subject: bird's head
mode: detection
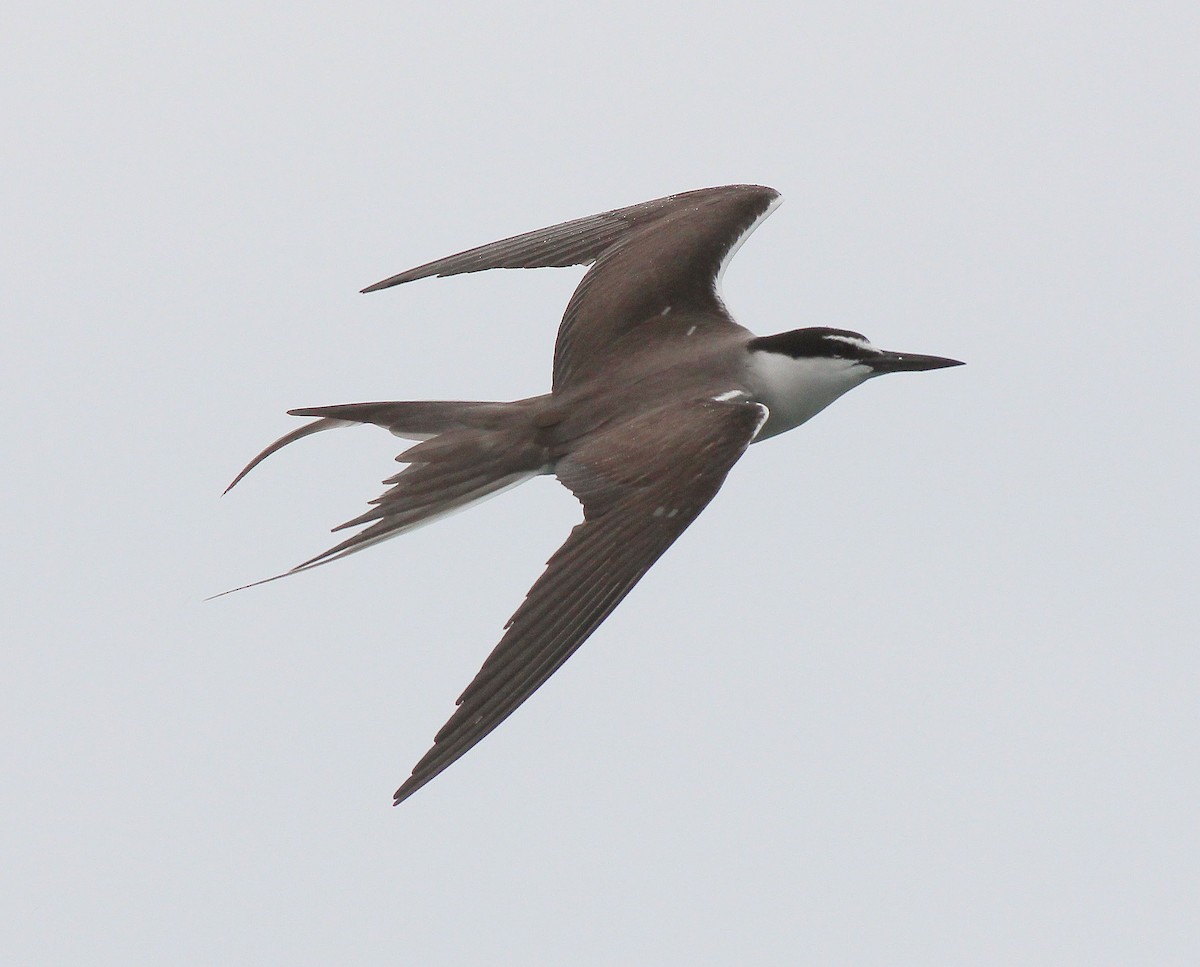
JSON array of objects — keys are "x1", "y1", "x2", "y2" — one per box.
[
  {"x1": 748, "y1": 327, "x2": 964, "y2": 377},
  {"x1": 744, "y1": 327, "x2": 964, "y2": 439}
]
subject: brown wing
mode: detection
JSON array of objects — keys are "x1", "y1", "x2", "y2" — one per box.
[
  {"x1": 549, "y1": 186, "x2": 779, "y2": 391},
  {"x1": 360, "y1": 185, "x2": 782, "y2": 389},
  {"x1": 393, "y1": 398, "x2": 768, "y2": 805},
  {"x1": 361, "y1": 185, "x2": 775, "y2": 292}
]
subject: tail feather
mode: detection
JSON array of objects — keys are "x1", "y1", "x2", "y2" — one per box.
[
  {"x1": 223, "y1": 417, "x2": 353, "y2": 494},
  {"x1": 331, "y1": 437, "x2": 528, "y2": 532},
  {"x1": 217, "y1": 401, "x2": 548, "y2": 596},
  {"x1": 288, "y1": 400, "x2": 516, "y2": 438},
  {"x1": 224, "y1": 400, "x2": 528, "y2": 494}
]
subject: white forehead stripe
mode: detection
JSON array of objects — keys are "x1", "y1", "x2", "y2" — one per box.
[{"x1": 822, "y1": 334, "x2": 877, "y2": 353}]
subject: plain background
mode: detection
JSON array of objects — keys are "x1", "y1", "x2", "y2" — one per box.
[{"x1": 4, "y1": 3, "x2": 1197, "y2": 964}]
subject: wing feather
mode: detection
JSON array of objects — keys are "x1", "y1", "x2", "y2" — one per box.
[
  {"x1": 360, "y1": 185, "x2": 782, "y2": 392},
  {"x1": 393, "y1": 399, "x2": 768, "y2": 805},
  {"x1": 360, "y1": 185, "x2": 772, "y2": 292}
]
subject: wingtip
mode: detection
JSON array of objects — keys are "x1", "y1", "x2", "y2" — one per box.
[
  {"x1": 392, "y1": 768, "x2": 438, "y2": 806},
  {"x1": 361, "y1": 276, "x2": 402, "y2": 294}
]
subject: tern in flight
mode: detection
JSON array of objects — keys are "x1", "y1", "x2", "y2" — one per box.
[{"x1": 223, "y1": 185, "x2": 963, "y2": 804}]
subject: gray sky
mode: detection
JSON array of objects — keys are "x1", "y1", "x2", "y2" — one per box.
[{"x1": 4, "y1": 3, "x2": 1197, "y2": 964}]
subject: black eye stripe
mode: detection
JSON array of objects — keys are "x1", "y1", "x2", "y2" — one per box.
[{"x1": 747, "y1": 328, "x2": 875, "y2": 360}]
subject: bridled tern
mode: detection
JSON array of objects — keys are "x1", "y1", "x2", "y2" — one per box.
[{"x1": 223, "y1": 185, "x2": 963, "y2": 804}]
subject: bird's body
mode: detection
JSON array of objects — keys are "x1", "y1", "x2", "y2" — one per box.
[{"x1": 224, "y1": 185, "x2": 962, "y2": 804}]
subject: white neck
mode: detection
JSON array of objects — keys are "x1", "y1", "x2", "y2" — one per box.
[{"x1": 744, "y1": 351, "x2": 872, "y2": 440}]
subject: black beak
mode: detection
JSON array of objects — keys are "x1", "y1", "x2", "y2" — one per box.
[{"x1": 869, "y1": 351, "x2": 965, "y2": 375}]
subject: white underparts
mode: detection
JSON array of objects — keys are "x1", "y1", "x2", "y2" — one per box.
[{"x1": 745, "y1": 351, "x2": 871, "y2": 441}]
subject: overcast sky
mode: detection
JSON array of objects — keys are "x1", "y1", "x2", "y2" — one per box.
[{"x1": 4, "y1": 3, "x2": 1197, "y2": 964}]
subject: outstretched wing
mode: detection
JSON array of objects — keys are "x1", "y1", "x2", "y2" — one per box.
[
  {"x1": 361, "y1": 185, "x2": 782, "y2": 391},
  {"x1": 549, "y1": 186, "x2": 779, "y2": 391},
  {"x1": 361, "y1": 185, "x2": 775, "y2": 292},
  {"x1": 393, "y1": 398, "x2": 769, "y2": 805}
]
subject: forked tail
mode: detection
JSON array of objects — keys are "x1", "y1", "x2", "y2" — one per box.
[{"x1": 217, "y1": 400, "x2": 548, "y2": 595}]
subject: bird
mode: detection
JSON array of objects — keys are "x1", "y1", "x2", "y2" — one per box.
[{"x1": 223, "y1": 184, "x2": 963, "y2": 805}]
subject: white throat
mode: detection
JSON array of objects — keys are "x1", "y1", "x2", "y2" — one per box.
[{"x1": 744, "y1": 351, "x2": 871, "y2": 440}]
